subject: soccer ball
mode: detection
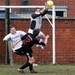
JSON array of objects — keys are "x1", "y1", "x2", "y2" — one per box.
[{"x1": 46, "y1": 0, "x2": 54, "y2": 7}]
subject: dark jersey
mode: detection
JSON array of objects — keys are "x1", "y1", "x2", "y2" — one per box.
[{"x1": 21, "y1": 33, "x2": 45, "y2": 48}]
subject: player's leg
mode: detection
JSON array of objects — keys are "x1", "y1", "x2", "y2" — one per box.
[
  {"x1": 18, "y1": 48, "x2": 37, "y2": 73},
  {"x1": 18, "y1": 54, "x2": 34, "y2": 73},
  {"x1": 18, "y1": 48, "x2": 31, "y2": 73},
  {"x1": 28, "y1": 20, "x2": 36, "y2": 34},
  {"x1": 26, "y1": 50, "x2": 37, "y2": 73},
  {"x1": 36, "y1": 31, "x2": 46, "y2": 49},
  {"x1": 18, "y1": 53, "x2": 30, "y2": 73}
]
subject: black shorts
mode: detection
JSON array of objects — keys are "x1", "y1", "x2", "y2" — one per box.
[
  {"x1": 23, "y1": 48, "x2": 33, "y2": 57},
  {"x1": 15, "y1": 47, "x2": 24, "y2": 55},
  {"x1": 22, "y1": 46, "x2": 33, "y2": 57}
]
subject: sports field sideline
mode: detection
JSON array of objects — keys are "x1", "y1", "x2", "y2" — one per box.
[{"x1": 0, "y1": 63, "x2": 75, "y2": 75}]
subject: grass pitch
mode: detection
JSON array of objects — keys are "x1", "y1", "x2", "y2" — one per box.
[{"x1": 0, "y1": 63, "x2": 75, "y2": 75}]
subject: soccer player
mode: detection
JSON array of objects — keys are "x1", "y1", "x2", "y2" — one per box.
[
  {"x1": 11, "y1": 28, "x2": 49, "y2": 73},
  {"x1": 28, "y1": 5, "x2": 49, "y2": 49},
  {"x1": 3, "y1": 26, "x2": 26, "y2": 55}
]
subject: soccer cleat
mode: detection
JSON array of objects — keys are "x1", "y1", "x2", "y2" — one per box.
[
  {"x1": 30, "y1": 70, "x2": 37, "y2": 73},
  {"x1": 18, "y1": 69, "x2": 25, "y2": 74},
  {"x1": 36, "y1": 45, "x2": 44, "y2": 49}
]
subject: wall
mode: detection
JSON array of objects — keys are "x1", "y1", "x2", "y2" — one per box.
[
  {"x1": 55, "y1": 19, "x2": 75, "y2": 64},
  {"x1": 0, "y1": 19, "x2": 5, "y2": 63},
  {"x1": 1, "y1": 18, "x2": 75, "y2": 64}
]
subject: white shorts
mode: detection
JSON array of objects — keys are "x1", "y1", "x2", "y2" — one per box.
[
  {"x1": 28, "y1": 28, "x2": 45, "y2": 37},
  {"x1": 28, "y1": 29, "x2": 33, "y2": 34}
]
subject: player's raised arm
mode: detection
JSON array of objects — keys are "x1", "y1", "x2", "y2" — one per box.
[{"x1": 10, "y1": 39, "x2": 21, "y2": 49}]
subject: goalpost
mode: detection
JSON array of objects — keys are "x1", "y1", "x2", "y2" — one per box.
[{"x1": 0, "y1": 5, "x2": 55, "y2": 64}]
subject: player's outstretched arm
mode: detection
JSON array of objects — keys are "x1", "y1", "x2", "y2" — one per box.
[{"x1": 10, "y1": 39, "x2": 21, "y2": 48}]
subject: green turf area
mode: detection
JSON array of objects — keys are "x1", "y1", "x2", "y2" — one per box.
[{"x1": 0, "y1": 63, "x2": 75, "y2": 75}]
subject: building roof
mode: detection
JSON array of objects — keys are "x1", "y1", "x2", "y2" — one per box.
[{"x1": 0, "y1": 12, "x2": 75, "y2": 20}]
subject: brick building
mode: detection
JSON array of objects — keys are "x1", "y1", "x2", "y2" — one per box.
[{"x1": 0, "y1": 0, "x2": 75, "y2": 64}]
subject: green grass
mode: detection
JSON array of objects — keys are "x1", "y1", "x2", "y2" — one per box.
[{"x1": 0, "y1": 63, "x2": 75, "y2": 75}]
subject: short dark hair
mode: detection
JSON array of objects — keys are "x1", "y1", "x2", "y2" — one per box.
[{"x1": 33, "y1": 28, "x2": 40, "y2": 37}]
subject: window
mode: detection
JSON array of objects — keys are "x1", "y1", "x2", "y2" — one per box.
[
  {"x1": 20, "y1": 0, "x2": 29, "y2": 12},
  {"x1": 56, "y1": 11, "x2": 64, "y2": 17},
  {"x1": 48, "y1": 5, "x2": 68, "y2": 17}
]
